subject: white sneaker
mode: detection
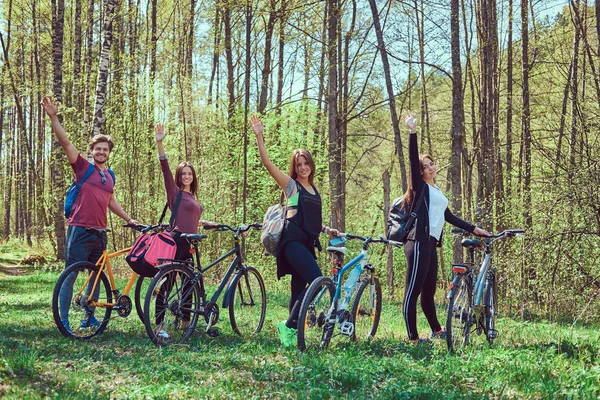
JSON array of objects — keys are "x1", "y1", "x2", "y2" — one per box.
[{"x1": 157, "y1": 329, "x2": 171, "y2": 340}]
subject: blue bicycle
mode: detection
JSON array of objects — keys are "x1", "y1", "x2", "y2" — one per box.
[
  {"x1": 297, "y1": 233, "x2": 401, "y2": 351},
  {"x1": 446, "y1": 228, "x2": 525, "y2": 352}
]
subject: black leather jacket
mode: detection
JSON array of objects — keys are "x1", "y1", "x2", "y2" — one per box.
[{"x1": 406, "y1": 133, "x2": 475, "y2": 247}]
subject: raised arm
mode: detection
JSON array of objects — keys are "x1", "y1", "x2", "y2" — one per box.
[
  {"x1": 154, "y1": 124, "x2": 179, "y2": 206},
  {"x1": 155, "y1": 123, "x2": 167, "y2": 157},
  {"x1": 251, "y1": 114, "x2": 292, "y2": 191},
  {"x1": 42, "y1": 96, "x2": 78, "y2": 164},
  {"x1": 402, "y1": 110, "x2": 423, "y2": 192}
]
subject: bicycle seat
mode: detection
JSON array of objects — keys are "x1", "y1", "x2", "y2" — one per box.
[
  {"x1": 326, "y1": 246, "x2": 347, "y2": 255},
  {"x1": 461, "y1": 238, "x2": 482, "y2": 248},
  {"x1": 181, "y1": 233, "x2": 208, "y2": 244}
]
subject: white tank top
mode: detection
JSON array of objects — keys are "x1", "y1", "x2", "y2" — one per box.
[{"x1": 427, "y1": 183, "x2": 448, "y2": 240}]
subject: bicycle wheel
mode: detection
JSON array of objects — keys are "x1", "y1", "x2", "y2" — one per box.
[
  {"x1": 52, "y1": 261, "x2": 112, "y2": 339},
  {"x1": 446, "y1": 274, "x2": 473, "y2": 353},
  {"x1": 297, "y1": 276, "x2": 335, "y2": 352},
  {"x1": 143, "y1": 264, "x2": 200, "y2": 345},
  {"x1": 228, "y1": 266, "x2": 267, "y2": 337},
  {"x1": 484, "y1": 274, "x2": 498, "y2": 344},
  {"x1": 350, "y1": 276, "x2": 382, "y2": 341},
  {"x1": 134, "y1": 275, "x2": 152, "y2": 323}
]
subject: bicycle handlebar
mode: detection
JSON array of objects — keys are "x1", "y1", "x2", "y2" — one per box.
[
  {"x1": 203, "y1": 222, "x2": 263, "y2": 235},
  {"x1": 335, "y1": 232, "x2": 403, "y2": 248},
  {"x1": 123, "y1": 223, "x2": 170, "y2": 233},
  {"x1": 451, "y1": 228, "x2": 525, "y2": 238}
]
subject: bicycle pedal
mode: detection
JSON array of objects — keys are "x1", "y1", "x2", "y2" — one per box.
[
  {"x1": 487, "y1": 329, "x2": 498, "y2": 339},
  {"x1": 206, "y1": 328, "x2": 219, "y2": 337},
  {"x1": 339, "y1": 321, "x2": 354, "y2": 336}
]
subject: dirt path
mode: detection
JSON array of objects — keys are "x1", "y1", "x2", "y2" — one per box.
[{"x1": 0, "y1": 264, "x2": 32, "y2": 276}]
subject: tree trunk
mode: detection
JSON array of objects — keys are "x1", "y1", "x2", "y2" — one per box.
[
  {"x1": 92, "y1": 0, "x2": 119, "y2": 136},
  {"x1": 82, "y1": 0, "x2": 95, "y2": 140},
  {"x1": 506, "y1": 0, "x2": 514, "y2": 199},
  {"x1": 242, "y1": 0, "x2": 252, "y2": 222},
  {"x1": 208, "y1": 2, "x2": 221, "y2": 106},
  {"x1": 258, "y1": 0, "x2": 277, "y2": 114},
  {"x1": 449, "y1": 0, "x2": 464, "y2": 263},
  {"x1": 368, "y1": 0, "x2": 408, "y2": 192},
  {"x1": 274, "y1": 0, "x2": 287, "y2": 135},
  {"x1": 521, "y1": 0, "x2": 532, "y2": 229},
  {"x1": 51, "y1": 0, "x2": 67, "y2": 260},
  {"x1": 223, "y1": 4, "x2": 235, "y2": 120},
  {"x1": 327, "y1": 0, "x2": 343, "y2": 231}
]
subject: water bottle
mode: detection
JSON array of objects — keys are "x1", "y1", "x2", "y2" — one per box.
[{"x1": 340, "y1": 265, "x2": 362, "y2": 310}]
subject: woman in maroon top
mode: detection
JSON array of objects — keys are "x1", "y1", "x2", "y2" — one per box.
[
  {"x1": 155, "y1": 124, "x2": 214, "y2": 259},
  {"x1": 154, "y1": 124, "x2": 214, "y2": 340}
]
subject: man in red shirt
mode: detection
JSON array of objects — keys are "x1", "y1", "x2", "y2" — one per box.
[{"x1": 42, "y1": 96, "x2": 138, "y2": 333}]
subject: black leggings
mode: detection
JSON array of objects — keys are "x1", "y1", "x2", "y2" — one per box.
[
  {"x1": 403, "y1": 237, "x2": 442, "y2": 340},
  {"x1": 280, "y1": 241, "x2": 322, "y2": 329}
]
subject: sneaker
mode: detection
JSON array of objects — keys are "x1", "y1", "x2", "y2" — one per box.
[
  {"x1": 276, "y1": 320, "x2": 297, "y2": 348},
  {"x1": 61, "y1": 319, "x2": 72, "y2": 335},
  {"x1": 80, "y1": 314, "x2": 102, "y2": 329},
  {"x1": 431, "y1": 327, "x2": 447, "y2": 339},
  {"x1": 157, "y1": 329, "x2": 171, "y2": 340}
]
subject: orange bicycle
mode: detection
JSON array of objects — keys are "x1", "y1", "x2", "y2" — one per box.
[{"x1": 51, "y1": 224, "x2": 168, "y2": 339}]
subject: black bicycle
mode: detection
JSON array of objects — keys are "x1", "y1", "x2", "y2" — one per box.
[
  {"x1": 142, "y1": 223, "x2": 266, "y2": 345},
  {"x1": 446, "y1": 228, "x2": 525, "y2": 352}
]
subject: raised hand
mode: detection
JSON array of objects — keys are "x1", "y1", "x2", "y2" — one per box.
[
  {"x1": 250, "y1": 115, "x2": 264, "y2": 139},
  {"x1": 401, "y1": 110, "x2": 418, "y2": 132},
  {"x1": 41, "y1": 96, "x2": 59, "y2": 118},
  {"x1": 155, "y1": 123, "x2": 167, "y2": 142}
]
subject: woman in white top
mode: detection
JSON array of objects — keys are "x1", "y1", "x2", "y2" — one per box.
[{"x1": 400, "y1": 111, "x2": 490, "y2": 344}]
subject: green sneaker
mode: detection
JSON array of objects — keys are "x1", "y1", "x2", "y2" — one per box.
[{"x1": 276, "y1": 320, "x2": 296, "y2": 347}]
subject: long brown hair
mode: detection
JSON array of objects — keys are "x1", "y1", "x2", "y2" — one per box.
[
  {"x1": 401, "y1": 154, "x2": 434, "y2": 211},
  {"x1": 175, "y1": 161, "x2": 198, "y2": 197},
  {"x1": 288, "y1": 149, "x2": 316, "y2": 186}
]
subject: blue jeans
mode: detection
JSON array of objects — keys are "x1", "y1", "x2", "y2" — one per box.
[{"x1": 59, "y1": 226, "x2": 107, "y2": 321}]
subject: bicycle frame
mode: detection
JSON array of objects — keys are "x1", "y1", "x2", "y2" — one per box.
[
  {"x1": 79, "y1": 247, "x2": 138, "y2": 308},
  {"x1": 472, "y1": 248, "x2": 492, "y2": 308},
  {"x1": 177, "y1": 227, "x2": 253, "y2": 312},
  {"x1": 330, "y1": 249, "x2": 368, "y2": 310}
]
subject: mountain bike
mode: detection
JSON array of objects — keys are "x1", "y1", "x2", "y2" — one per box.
[
  {"x1": 446, "y1": 228, "x2": 525, "y2": 352},
  {"x1": 142, "y1": 222, "x2": 266, "y2": 345},
  {"x1": 297, "y1": 233, "x2": 401, "y2": 351},
  {"x1": 52, "y1": 223, "x2": 168, "y2": 339}
]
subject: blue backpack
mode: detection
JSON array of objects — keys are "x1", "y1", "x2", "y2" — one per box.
[{"x1": 64, "y1": 164, "x2": 115, "y2": 218}]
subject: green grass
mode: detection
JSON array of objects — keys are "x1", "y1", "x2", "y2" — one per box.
[{"x1": 0, "y1": 269, "x2": 599, "y2": 399}]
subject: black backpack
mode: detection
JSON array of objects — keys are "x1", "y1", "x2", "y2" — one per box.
[{"x1": 386, "y1": 189, "x2": 425, "y2": 243}]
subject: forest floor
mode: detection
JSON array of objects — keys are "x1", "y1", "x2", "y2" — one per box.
[{"x1": 0, "y1": 263, "x2": 598, "y2": 399}]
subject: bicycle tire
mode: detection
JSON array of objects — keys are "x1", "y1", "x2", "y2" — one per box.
[
  {"x1": 134, "y1": 275, "x2": 151, "y2": 323},
  {"x1": 350, "y1": 276, "x2": 382, "y2": 342},
  {"x1": 143, "y1": 264, "x2": 200, "y2": 346},
  {"x1": 484, "y1": 273, "x2": 498, "y2": 344},
  {"x1": 446, "y1": 273, "x2": 473, "y2": 353},
  {"x1": 228, "y1": 266, "x2": 267, "y2": 337},
  {"x1": 52, "y1": 261, "x2": 112, "y2": 340},
  {"x1": 297, "y1": 276, "x2": 336, "y2": 352}
]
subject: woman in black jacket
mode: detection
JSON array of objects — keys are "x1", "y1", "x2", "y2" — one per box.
[
  {"x1": 251, "y1": 115, "x2": 338, "y2": 347},
  {"x1": 401, "y1": 111, "x2": 490, "y2": 344}
]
